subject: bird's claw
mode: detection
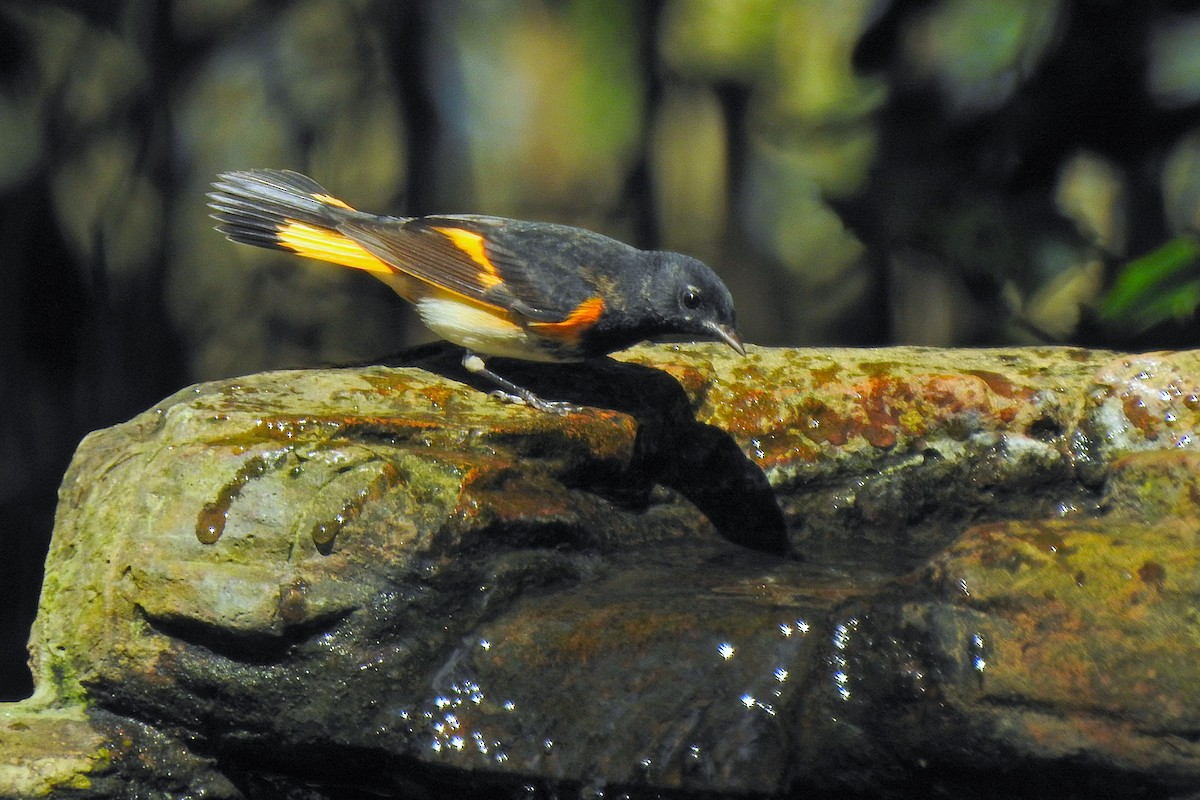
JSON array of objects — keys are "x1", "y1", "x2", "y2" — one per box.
[{"x1": 487, "y1": 390, "x2": 578, "y2": 415}]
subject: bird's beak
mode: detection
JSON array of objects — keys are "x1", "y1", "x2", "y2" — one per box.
[{"x1": 705, "y1": 321, "x2": 746, "y2": 356}]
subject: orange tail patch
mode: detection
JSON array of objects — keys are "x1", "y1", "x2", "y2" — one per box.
[
  {"x1": 276, "y1": 222, "x2": 393, "y2": 275},
  {"x1": 312, "y1": 193, "x2": 356, "y2": 211}
]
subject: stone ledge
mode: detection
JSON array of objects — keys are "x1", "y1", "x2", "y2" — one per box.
[{"x1": 6, "y1": 344, "x2": 1200, "y2": 798}]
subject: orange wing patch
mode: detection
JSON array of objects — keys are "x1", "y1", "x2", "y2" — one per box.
[
  {"x1": 431, "y1": 226, "x2": 504, "y2": 289},
  {"x1": 528, "y1": 296, "x2": 605, "y2": 340},
  {"x1": 276, "y1": 221, "x2": 393, "y2": 275}
]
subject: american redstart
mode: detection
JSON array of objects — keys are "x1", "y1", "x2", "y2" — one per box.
[{"x1": 207, "y1": 169, "x2": 744, "y2": 412}]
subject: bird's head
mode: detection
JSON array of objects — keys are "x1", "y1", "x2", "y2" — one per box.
[{"x1": 651, "y1": 252, "x2": 745, "y2": 355}]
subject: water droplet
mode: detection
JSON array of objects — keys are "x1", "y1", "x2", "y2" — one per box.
[
  {"x1": 834, "y1": 670, "x2": 851, "y2": 701},
  {"x1": 833, "y1": 619, "x2": 857, "y2": 649},
  {"x1": 970, "y1": 632, "x2": 987, "y2": 673}
]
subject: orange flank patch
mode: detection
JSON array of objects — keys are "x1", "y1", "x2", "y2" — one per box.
[
  {"x1": 312, "y1": 193, "x2": 355, "y2": 211},
  {"x1": 529, "y1": 296, "x2": 605, "y2": 339},
  {"x1": 431, "y1": 226, "x2": 504, "y2": 289},
  {"x1": 276, "y1": 222, "x2": 393, "y2": 275}
]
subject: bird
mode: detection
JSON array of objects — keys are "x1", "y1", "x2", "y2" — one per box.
[{"x1": 207, "y1": 169, "x2": 744, "y2": 412}]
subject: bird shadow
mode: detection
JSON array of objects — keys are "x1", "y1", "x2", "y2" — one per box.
[{"x1": 387, "y1": 343, "x2": 791, "y2": 556}]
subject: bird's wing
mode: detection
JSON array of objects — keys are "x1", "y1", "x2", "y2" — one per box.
[{"x1": 340, "y1": 216, "x2": 570, "y2": 322}]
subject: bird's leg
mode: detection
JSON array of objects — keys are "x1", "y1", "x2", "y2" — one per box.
[{"x1": 460, "y1": 351, "x2": 580, "y2": 415}]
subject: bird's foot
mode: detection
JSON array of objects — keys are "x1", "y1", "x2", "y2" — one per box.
[{"x1": 486, "y1": 389, "x2": 580, "y2": 415}]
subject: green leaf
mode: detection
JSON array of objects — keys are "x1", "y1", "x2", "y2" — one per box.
[{"x1": 1098, "y1": 236, "x2": 1200, "y2": 330}]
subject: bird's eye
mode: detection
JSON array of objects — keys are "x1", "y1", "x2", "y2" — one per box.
[{"x1": 682, "y1": 286, "x2": 702, "y2": 309}]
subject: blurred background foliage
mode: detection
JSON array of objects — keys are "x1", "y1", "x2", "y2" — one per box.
[{"x1": 3, "y1": 0, "x2": 1200, "y2": 698}]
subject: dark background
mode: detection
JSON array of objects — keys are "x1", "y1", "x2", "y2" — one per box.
[{"x1": 3, "y1": 0, "x2": 1200, "y2": 700}]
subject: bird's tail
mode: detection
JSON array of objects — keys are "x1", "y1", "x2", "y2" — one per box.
[{"x1": 207, "y1": 169, "x2": 394, "y2": 276}]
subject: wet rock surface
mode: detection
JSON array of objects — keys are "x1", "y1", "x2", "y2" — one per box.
[{"x1": 5, "y1": 344, "x2": 1200, "y2": 798}]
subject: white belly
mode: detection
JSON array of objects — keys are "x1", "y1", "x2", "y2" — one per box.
[{"x1": 415, "y1": 297, "x2": 563, "y2": 362}]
